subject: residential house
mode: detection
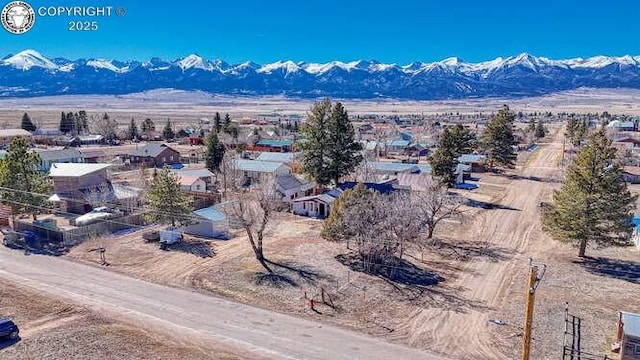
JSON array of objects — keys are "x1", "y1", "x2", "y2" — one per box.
[
  {"x1": 616, "y1": 311, "x2": 640, "y2": 360},
  {"x1": 398, "y1": 131, "x2": 414, "y2": 142},
  {"x1": 173, "y1": 168, "x2": 215, "y2": 193},
  {"x1": 404, "y1": 143, "x2": 430, "y2": 157},
  {"x1": 256, "y1": 151, "x2": 299, "y2": 164},
  {"x1": 608, "y1": 120, "x2": 636, "y2": 132},
  {"x1": 234, "y1": 159, "x2": 291, "y2": 183},
  {"x1": 49, "y1": 163, "x2": 112, "y2": 214},
  {"x1": 0, "y1": 129, "x2": 33, "y2": 145},
  {"x1": 292, "y1": 190, "x2": 342, "y2": 219},
  {"x1": 182, "y1": 206, "x2": 229, "y2": 239},
  {"x1": 358, "y1": 123, "x2": 375, "y2": 134},
  {"x1": 368, "y1": 161, "x2": 421, "y2": 176},
  {"x1": 34, "y1": 147, "x2": 84, "y2": 172},
  {"x1": 385, "y1": 139, "x2": 411, "y2": 154},
  {"x1": 178, "y1": 176, "x2": 207, "y2": 193},
  {"x1": 360, "y1": 140, "x2": 379, "y2": 155},
  {"x1": 78, "y1": 135, "x2": 105, "y2": 145},
  {"x1": 458, "y1": 154, "x2": 488, "y2": 173},
  {"x1": 276, "y1": 174, "x2": 315, "y2": 204},
  {"x1": 252, "y1": 139, "x2": 294, "y2": 152},
  {"x1": 339, "y1": 181, "x2": 401, "y2": 195},
  {"x1": 127, "y1": 143, "x2": 181, "y2": 167},
  {"x1": 79, "y1": 148, "x2": 108, "y2": 163}
]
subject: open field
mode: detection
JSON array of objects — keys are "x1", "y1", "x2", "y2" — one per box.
[
  {"x1": 0, "y1": 279, "x2": 238, "y2": 360},
  {"x1": 0, "y1": 88, "x2": 640, "y2": 130}
]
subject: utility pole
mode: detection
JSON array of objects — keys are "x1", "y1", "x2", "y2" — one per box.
[{"x1": 522, "y1": 258, "x2": 547, "y2": 360}]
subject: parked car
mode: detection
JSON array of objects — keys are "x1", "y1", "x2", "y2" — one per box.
[{"x1": 0, "y1": 317, "x2": 19, "y2": 340}]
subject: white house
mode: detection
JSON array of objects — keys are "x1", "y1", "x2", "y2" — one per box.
[
  {"x1": 292, "y1": 192, "x2": 341, "y2": 219},
  {"x1": 178, "y1": 176, "x2": 207, "y2": 193},
  {"x1": 276, "y1": 175, "x2": 315, "y2": 204},
  {"x1": 256, "y1": 152, "x2": 300, "y2": 164},
  {"x1": 173, "y1": 168, "x2": 215, "y2": 193}
]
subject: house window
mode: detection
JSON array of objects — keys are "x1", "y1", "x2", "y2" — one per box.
[
  {"x1": 162, "y1": 157, "x2": 166, "y2": 163},
  {"x1": 170, "y1": 155, "x2": 174, "y2": 161},
  {"x1": 303, "y1": 203, "x2": 306, "y2": 210},
  {"x1": 196, "y1": 184, "x2": 201, "y2": 191}
]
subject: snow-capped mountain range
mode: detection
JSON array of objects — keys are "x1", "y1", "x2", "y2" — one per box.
[{"x1": 2, "y1": 49, "x2": 640, "y2": 99}]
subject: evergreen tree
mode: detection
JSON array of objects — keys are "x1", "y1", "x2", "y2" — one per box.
[
  {"x1": 528, "y1": 118, "x2": 536, "y2": 133},
  {"x1": 204, "y1": 133, "x2": 225, "y2": 173},
  {"x1": 535, "y1": 118, "x2": 546, "y2": 138},
  {"x1": 223, "y1": 113, "x2": 232, "y2": 131},
  {"x1": 429, "y1": 125, "x2": 476, "y2": 186},
  {"x1": 162, "y1": 119, "x2": 175, "y2": 140},
  {"x1": 77, "y1": 110, "x2": 88, "y2": 134},
  {"x1": 0, "y1": 136, "x2": 49, "y2": 220},
  {"x1": 214, "y1": 112, "x2": 222, "y2": 133},
  {"x1": 128, "y1": 118, "x2": 139, "y2": 140},
  {"x1": 20, "y1": 112, "x2": 36, "y2": 132},
  {"x1": 326, "y1": 102, "x2": 363, "y2": 186},
  {"x1": 293, "y1": 120, "x2": 299, "y2": 133},
  {"x1": 481, "y1": 105, "x2": 517, "y2": 168},
  {"x1": 59, "y1": 112, "x2": 73, "y2": 134},
  {"x1": 145, "y1": 166, "x2": 191, "y2": 226},
  {"x1": 141, "y1": 118, "x2": 155, "y2": 138},
  {"x1": 299, "y1": 99, "x2": 332, "y2": 185},
  {"x1": 542, "y1": 130, "x2": 637, "y2": 257},
  {"x1": 300, "y1": 99, "x2": 362, "y2": 186}
]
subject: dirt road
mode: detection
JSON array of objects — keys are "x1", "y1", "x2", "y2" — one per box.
[
  {"x1": 398, "y1": 130, "x2": 565, "y2": 359},
  {"x1": 0, "y1": 245, "x2": 442, "y2": 360}
]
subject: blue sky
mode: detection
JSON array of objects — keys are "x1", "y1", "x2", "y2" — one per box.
[{"x1": 2, "y1": 0, "x2": 639, "y2": 64}]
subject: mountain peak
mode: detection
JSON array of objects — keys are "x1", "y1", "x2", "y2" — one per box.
[{"x1": 3, "y1": 49, "x2": 57, "y2": 70}]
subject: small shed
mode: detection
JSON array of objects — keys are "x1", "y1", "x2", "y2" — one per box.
[
  {"x1": 617, "y1": 311, "x2": 640, "y2": 359},
  {"x1": 624, "y1": 167, "x2": 640, "y2": 184},
  {"x1": 182, "y1": 206, "x2": 229, "y2": 239},
  {"x1": 292, "y1": 191, "x2": 341, "y2": 219}
]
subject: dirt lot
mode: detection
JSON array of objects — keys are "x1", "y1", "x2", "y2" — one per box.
[{"x1": 0, "y1": 279, "x2": 242, "y2": 360}]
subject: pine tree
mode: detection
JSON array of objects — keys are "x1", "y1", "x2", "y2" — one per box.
[
  {"x1": 299, "y1": 99, "x2": 332, "y2": 186},
  {"x1": 535, "y1": 118, "x2": 546, "y2": 138},
  {"x1": 299, "y1": 99, "x2": 362, "y2": 186},
  {"x1": 0, "y1": 136, "x2": 49, "y2": 221},
  {"x1": 77, "y1": 110, "x2": 88, "y2": 134},
  {"x1": 144, "y1": 166, "x2": 192, "y2": 227},
  {"x1": 162, "y1": 119, "x2": 175, "y2": 140},
  {"x1": 223, "y1": 113, "x2": 232, "y2": 131},
  {"x1": 542, "y1": 130, "x2": 637, "y2": 257},
  {"x1": 204, "y1": 133, "x2": 225, "y2": 173},
  {"x1": 326, "y1": 102, "x2": 363, "y2": 186},
  {"x1": 59, "y1": 112, "x2": 73, "y2": 134},
  {"x1": 141, "y1": 118, "x2": 155, "y2": 139},
  {"x1": 214, "y1": 112, "x2": 222, "y2": 133},
  {"x1": 20, "y1": 112, "x2": 36, "y2": 132},
  {"x1": 128, "y1": 118, "x2": 139, "y2": 140},
  {"x1": 481, "y1": 105, "x2": 517, "y2": 168},
  {"x1": 528, "y1": 118, "x2": 536, "y2": 133},
  {"x1": 430, "y1": 125, "x2": 477, "y2": 186}
]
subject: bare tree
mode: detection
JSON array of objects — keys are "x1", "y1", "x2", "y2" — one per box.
[
  {"x1": 224, "y1": 180, "x2": 280, "y2": 273},
  {"x1": 416, "y1": 180, "x2": 464, "y2": 240},
  {"x1": 82, "y1": 182, "x2": 113, "y2": 208}
]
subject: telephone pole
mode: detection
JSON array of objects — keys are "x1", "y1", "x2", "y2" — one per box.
[{"x1": 522, "y1": 258, "x2": 547, "y2": 360}]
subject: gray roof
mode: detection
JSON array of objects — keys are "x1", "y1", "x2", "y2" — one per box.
[
  {"x1": 34, "y1": 148, "x2": 83, "y2": 161},
  {"x1": 293, "y1": 193, "x2": 338, "y2": 204},
  {"x1": 234, "y1": 159, "x2": 289, "y2": 173},
  {"x1": 129, "y1": 143, "x2": 176, "y2": 158},
  {"x1": 49, "y1": 163, "x2": 111, "y2": 177},
  {"x1": 276, "y1": 175, "x2": 305, "y2": 190},
  {"x1": 256, "y1": 152, "x2": 298, "y2": 162},
  {"x1": 369, "y1": 161, "x2": 420, "y2": 173},
  {"x1": 79, "y1": 148, "x2": 108, "y2": 158},
  {"x1": 622, "y1": 311, "x2": 640, "y2": 338},
  {"x1": 385, "y1": 139, "x2": 411, "y2": 147},
  {"x1": 0, "y1": 129, "x2": 32, "y2": 137},
  {"x1": 458, "y1": 154, "x2": 487, "y2": 163},
  {"x1": 174, "y1": 168, "x2": 215, "y2": 178}
]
